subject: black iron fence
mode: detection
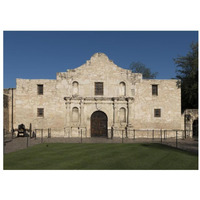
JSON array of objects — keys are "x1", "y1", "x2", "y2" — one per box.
[
  {"x1": 111, "y1": 129, "x2": 190, "y2": 148},
  {"x1": 4, "y1": 128, "x2": 197, "y2": 154}
]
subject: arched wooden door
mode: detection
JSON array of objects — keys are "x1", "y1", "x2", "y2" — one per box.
[
  {"x1": 193, "y1": 119, "x2": 198, "y2": 138},
  {"x1": 91, "y1": 111, "x2": 108, "y2": 137}
]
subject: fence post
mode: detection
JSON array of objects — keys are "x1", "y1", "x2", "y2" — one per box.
[
  {"x1": 152, "y1": 130, "x2": 154, "y2": 141},
  {"x1": 29, "y1": 123, "x2": 32, "y2": 138},
  {"x1": 3, "y1": 129, "x2": 5, "y2": 142},
  {"x1": 81, "y1": 129, "x2": 82, "y2": 143},
  {"x1": 111, "y1": 127, "x2": 113, "y2": 139},
  {"x1": 26, "y1": 135, "x2": 28, "y2": 148},
  {"x1": 133, "y1": 129, "x2": 135, "y2": 140},
  {"x1": 122, "y1": 130, "x2": 124, "y2": 143},
  {"x1": 176, "y1": 131, "x2": 178, "y2": 148},
  {"x1": 160, "y1": 129, "x2": 162, "y2": 143},
  {"x1": 12, "y1": 129, "x2": 14, "y2": 139},
  {"x1": 41, "y1": 129, "x2": 43, "y2": 143}
]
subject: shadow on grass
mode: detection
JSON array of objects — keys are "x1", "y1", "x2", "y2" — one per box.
[{"x1": 141, "y1": 143, "x2": 198, "y2": 155}]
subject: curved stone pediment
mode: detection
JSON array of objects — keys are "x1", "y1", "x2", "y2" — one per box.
[{"x1": 57, "y1": 52, "x2": 142, "y2": 82}]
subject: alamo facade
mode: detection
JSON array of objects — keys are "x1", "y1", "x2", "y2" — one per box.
[{"x1": 3, "y1": 53, "x2": 198, "y2": 138}]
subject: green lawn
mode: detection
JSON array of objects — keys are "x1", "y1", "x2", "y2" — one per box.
[{"x1": 4, "y1": 143, "x2": 198, "y2": 170}]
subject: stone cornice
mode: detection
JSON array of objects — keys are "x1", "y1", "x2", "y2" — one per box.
[{"x1": 64, "y1": 96, "x2": 134, "y2": 102}]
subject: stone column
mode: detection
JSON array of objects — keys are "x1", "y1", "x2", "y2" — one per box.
[
  {"x1": 65, "y1": 98, "x2": 70, "y2": 127},
  {"x1": 69, "y1": 100, "x2": 72, "y2": 126},
  {"x1": 127, "y1": 98, "x2": 134, "y2": 127},
  {"x1": 64, "y1": 97, "x2": 71, "y2": 137},
  {"x1": 79, "y1": 98, "x2": 84, "y2": 127},
  {"x1": 126, "y1": 98, "x2": 129, "y2": 126},
  {"x1": 112, "y1": 98, "x2": 116, "y2": 127}
]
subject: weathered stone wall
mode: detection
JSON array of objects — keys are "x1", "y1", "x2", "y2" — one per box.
[
  {"x1": 182, "y1": 109, "x2": 198, "y2": 138},
  {"x1": 6, "y1": 53, "x2": 183, "y2": 138},
  {"x1": 15, "y1": 79, "x2": 65, "y2": 134},
  {"x1": 133, "y1": 79, "x2": 182, "y2": 129},
  {"x1": 58, "y1": 53, "x2": 142, "y2": 137},
  {"x1": 3, "y1": 92, "x2": 9, "y2": 131},
  {"x1": 3, "y1": 88, "x2": 16, "y2": 133}
]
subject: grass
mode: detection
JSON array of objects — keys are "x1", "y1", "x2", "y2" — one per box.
[{"x1": 4, "y1": 143, "x2": 198, "y2": 170}]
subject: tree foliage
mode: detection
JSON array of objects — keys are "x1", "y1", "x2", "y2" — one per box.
[
  {"x1": 130, "y1": 62, "x2": 158, "y2": 79},
  {"x1": 174, "y1": 42, "x2": 198, "y2": 111}
]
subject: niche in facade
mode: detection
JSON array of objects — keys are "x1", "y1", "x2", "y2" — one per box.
[
  {"x1": 72, "y1": 107, "x2": 79, "y2": 122},
  {"x1": 72, "y1": 81, "x2": 79, "y2": 96},
  {"x1": 119, "y1": 82, "x2": 126, "y2": 96},
  {"x1": 119, "y1": 107, "x2": 126, "y2": 122}
]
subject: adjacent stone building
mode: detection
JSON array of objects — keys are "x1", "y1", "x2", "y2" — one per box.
[{"x1": 4, "y1": 53, "x2": 191, "y2": 138}]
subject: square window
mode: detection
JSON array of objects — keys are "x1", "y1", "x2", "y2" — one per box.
[
  {"x1": 154, "y1": 109, "x2": 161, "y2": 117},
  {"x1": 37, "y1": 84, "x2": 43, "y2": 95},
  {"x1": 152, "y1": 85, "x2": 158, "y2": 95},
  {"x1": 37, "y1": 108, "x2": 44, "y2": 117},
  {"x1": 95, "y1": 82, "x2": 103, "y2": 95}
]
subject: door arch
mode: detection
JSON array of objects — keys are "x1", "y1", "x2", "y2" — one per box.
[
  {"x1": 91, "y1": 111, "x2": 108, "y2": 137},
  {"x1": 193, "y1": 119, "x2": 198, "y2": 138}
]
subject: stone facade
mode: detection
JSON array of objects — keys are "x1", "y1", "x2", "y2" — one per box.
[
  {"x1": 4, "y1": 53, "x2": 184, "y2": 138},
  {"x1": 3, "y1": 88, "x2": 16, "y2": 134}
]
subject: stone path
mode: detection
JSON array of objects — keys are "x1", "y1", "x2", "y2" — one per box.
[{"x1": 4, "y1": 136, "x2": 198, "y2": 154}]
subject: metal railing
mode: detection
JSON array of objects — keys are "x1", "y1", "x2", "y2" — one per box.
[
  {"x1": 112, "y1": 129, "x2": 191, "y2": 147},
  {"x1": 4, "y1": 128, "x2": 197, "y2": 154}
]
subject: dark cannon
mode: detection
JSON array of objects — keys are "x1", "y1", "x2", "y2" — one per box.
[{"x1": 17, "y1": 124, "x2": 27, "y2": 137}]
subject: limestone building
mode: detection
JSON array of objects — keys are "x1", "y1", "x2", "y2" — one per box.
[{"x1": 4, "y1": 53, "x2": 185, "y2": 138}]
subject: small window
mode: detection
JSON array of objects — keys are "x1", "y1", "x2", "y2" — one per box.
[
  {"x1": 37, "y1": 84, "x2": 43, "y2": 95},
  {"x1": 154, "y1": 109, "x2": 161, "y2": 117},
  {"x1": 152, "y1": 85, "x2": 158, "y2": 95},
  {"x1": 95, "y1": 82, "x2": 103, "y2": 95},
  {"x1": 37, "y1": 108, "x2": 44, "y2": 117}
]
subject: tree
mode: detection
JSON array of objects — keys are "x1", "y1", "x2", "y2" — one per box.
[
  {"x1": 174, "y1": 42, "x2": 198, "y2": 111},
  {"x1": 130, "y1": 62, "x2": 158, "y2": 79}
]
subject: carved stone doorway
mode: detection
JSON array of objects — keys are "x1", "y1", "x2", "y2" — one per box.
[
  {"x1": 193, "y1": 119, "x2": 198, "y2": 138},
  {"x1": 91, "y1": 111, "x2": 108, "y2": 137}
]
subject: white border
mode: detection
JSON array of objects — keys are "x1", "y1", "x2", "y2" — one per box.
[{"x1": 1, "y1": 1, "x2": 199, "y2": 200}]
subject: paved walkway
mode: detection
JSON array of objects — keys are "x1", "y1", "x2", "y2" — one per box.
[{"x1": 4, "y1": 136, "x2": 198, "y2": 154}]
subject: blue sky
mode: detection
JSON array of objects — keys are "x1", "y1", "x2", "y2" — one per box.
[{"x1": 4, "y1": 31, "x2": 198, "y2": 88}]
